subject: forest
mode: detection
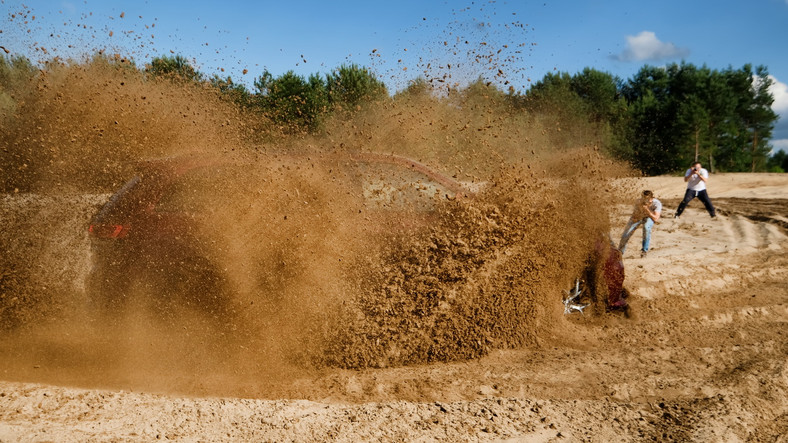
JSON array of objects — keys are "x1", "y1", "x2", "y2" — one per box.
[{"x1": 1, "y1": 52, "x2": 785, "y2": 194}]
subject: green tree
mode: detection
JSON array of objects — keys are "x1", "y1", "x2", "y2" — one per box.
[
  {"x1": 146, "y1": 54, "x2": 204, "y2": 83},
  {"x1": 0, "y1": 54, "x2": 36, "y2": 116},
  {"x1": 525, "y1": 72, "x2": 584, "y2": 114},
  {"x1": 620, "y1": 65, "x2": 683, "y2": 174},
  {"x1": 766, "y1": 149, "x2": 787, "y2": 172},
  {"x1": 209, "y1": 74, "x2": 252, "y2": 107},
  {"x1": 253, "y1": 69, "x2": 328, "y2": 132},
  {"x1": 569, "y1": 68, "x2": 625, "y2": 123},
  {"x1": 668, "y1": 64, "x2": 722, "y2": 167},
  {"x1": 325, "y1": 64, "x2": 387, "y2": 111},
  {"x1": 525, "y1": 69, "x2": 627, "y2": 160},
  {"x1": 0, "y1": 54, "x2": 36, "y2": 88},
  {"x1": 525, "y1": 69, "x2": 625, "y2": 125},
  {"x1": 395, "y1": 77, "x2": 432, "y2": 99},
  {"x1": 455, "y1": 76, "x2": 506, "y2": 104},
  {"x1": 571, "y1": 68, "x2": 629, "y2": 159},
  {"x1": 726, "y1": 65, "x2": 778, "y2": 172},
  {"x1": 621, "y1": 63, "x2": 778, "y2": 174}
]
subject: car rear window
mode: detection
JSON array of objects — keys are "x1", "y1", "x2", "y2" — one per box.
[
  {"x1": 147, "y1": 157, "x2": 455, "y2": 215},
  {"x1": 155, "y1": 166, "x2": 251, "y2": 213},
  {"x1": 355, "y1": 162, "x2": 453, "y2": 211}
]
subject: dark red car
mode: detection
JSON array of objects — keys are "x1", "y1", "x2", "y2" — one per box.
[
  {"x1": 87, "y1": 151, "x2": 628, "y2": 319},
  {"x1": 86, "y1": 151, "x2": 475, "y2": 314}
]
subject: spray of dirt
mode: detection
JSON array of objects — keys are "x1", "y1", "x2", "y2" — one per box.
[
  {"x1": 1, "y1": 55, "x2": 251, "y2": 193},
  {"x1": 310, "y1": 148, "x2": 623, "y2": 368},
  {"x1": 0, "y1": 13, "x2": 634, "y2": 397}
]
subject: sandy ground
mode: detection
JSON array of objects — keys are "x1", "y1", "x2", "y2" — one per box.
[{"x1": 1, "y1": 173, "x2": 787, "y2": 442}]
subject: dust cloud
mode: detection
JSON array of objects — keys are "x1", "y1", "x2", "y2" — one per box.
[{"x1": 1, "y1": 14, "x2": 632, "y2": 397}]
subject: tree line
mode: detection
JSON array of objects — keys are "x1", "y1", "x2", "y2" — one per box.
[
  {"x1": 519, "y1": 64, "x2": 782, "y2": 174},
  {"x1": 2, "y1": 53, "x2": 785, "y2": 174},
  {"x1": 147, "y1": 55, "x2": 388, "y2": 133}
]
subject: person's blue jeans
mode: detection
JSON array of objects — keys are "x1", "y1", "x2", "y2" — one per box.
[{"x1": 618, "y1": 217, "x2": 654, "y2": 254}]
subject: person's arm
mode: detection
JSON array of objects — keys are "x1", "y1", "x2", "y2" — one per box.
[
  {"x1": 683, "y1": 169, "x2": 692, "y2": 182},
  {"x1": 697, "y1": 169, "x2": 708, "y2": 183},
  {"x1": 642, "y1": 204, "x2": 661, "y2": 222}
]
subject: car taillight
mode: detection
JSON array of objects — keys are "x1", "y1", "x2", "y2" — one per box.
[{"x1": 88, "y1": 223, "x2": 130, "y2": 239}]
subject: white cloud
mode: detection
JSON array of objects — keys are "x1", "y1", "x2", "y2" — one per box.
[
  {"x1": 769, "y1": 75, "x2": 788, "y2": 113},
  {"x1": 613, "y1": 31, "x2": 690, "y2": 62},
  {"x1": 768, "y1": 75, "x2": 788, "y2": 147}
]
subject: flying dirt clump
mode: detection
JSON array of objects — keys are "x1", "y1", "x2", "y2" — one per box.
[{"x1": 315, "y1": 150, "x2": 617, "y2": 369}]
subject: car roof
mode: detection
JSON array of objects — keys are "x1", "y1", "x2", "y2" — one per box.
[{"x1": 131, "y1": 151, "x2": 475, "y2": 196}]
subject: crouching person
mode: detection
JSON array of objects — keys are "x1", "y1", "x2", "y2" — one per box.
[{"x1": 619, "y1": 190, "x2": 662, "y2": 258}]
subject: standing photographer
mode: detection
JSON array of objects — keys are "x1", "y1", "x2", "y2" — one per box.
[{"x1": 674, "y1": 161, "x2": 716, "y2": 219}]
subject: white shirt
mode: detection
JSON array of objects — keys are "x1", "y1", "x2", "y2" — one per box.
[{"x1": 685, "y1": 168, "x2": 708, "y2": 192}]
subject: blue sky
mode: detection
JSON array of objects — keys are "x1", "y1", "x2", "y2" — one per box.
[{"x1": 3, "y1": 0, "x2": 788, "y2": 150}]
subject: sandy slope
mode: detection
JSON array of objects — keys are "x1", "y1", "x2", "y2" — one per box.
[{"x1": 1, "y1": 173, "x2": 787, "y2": 442}]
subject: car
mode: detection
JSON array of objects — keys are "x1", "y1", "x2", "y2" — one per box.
[
  {"x1": 87, "y1": 150, "x2": 629, "y2": 323},
  {"x1": 86, "y1": 151, "x2": 476, "y2": 317}
]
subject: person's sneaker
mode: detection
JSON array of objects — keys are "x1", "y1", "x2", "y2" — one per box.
[
  {"x1": 640, "y1": 250, "x2": 648, "y2": 258},
  {"x1": 673, "y1": 214, "x2": 680, "y2": 219}
]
